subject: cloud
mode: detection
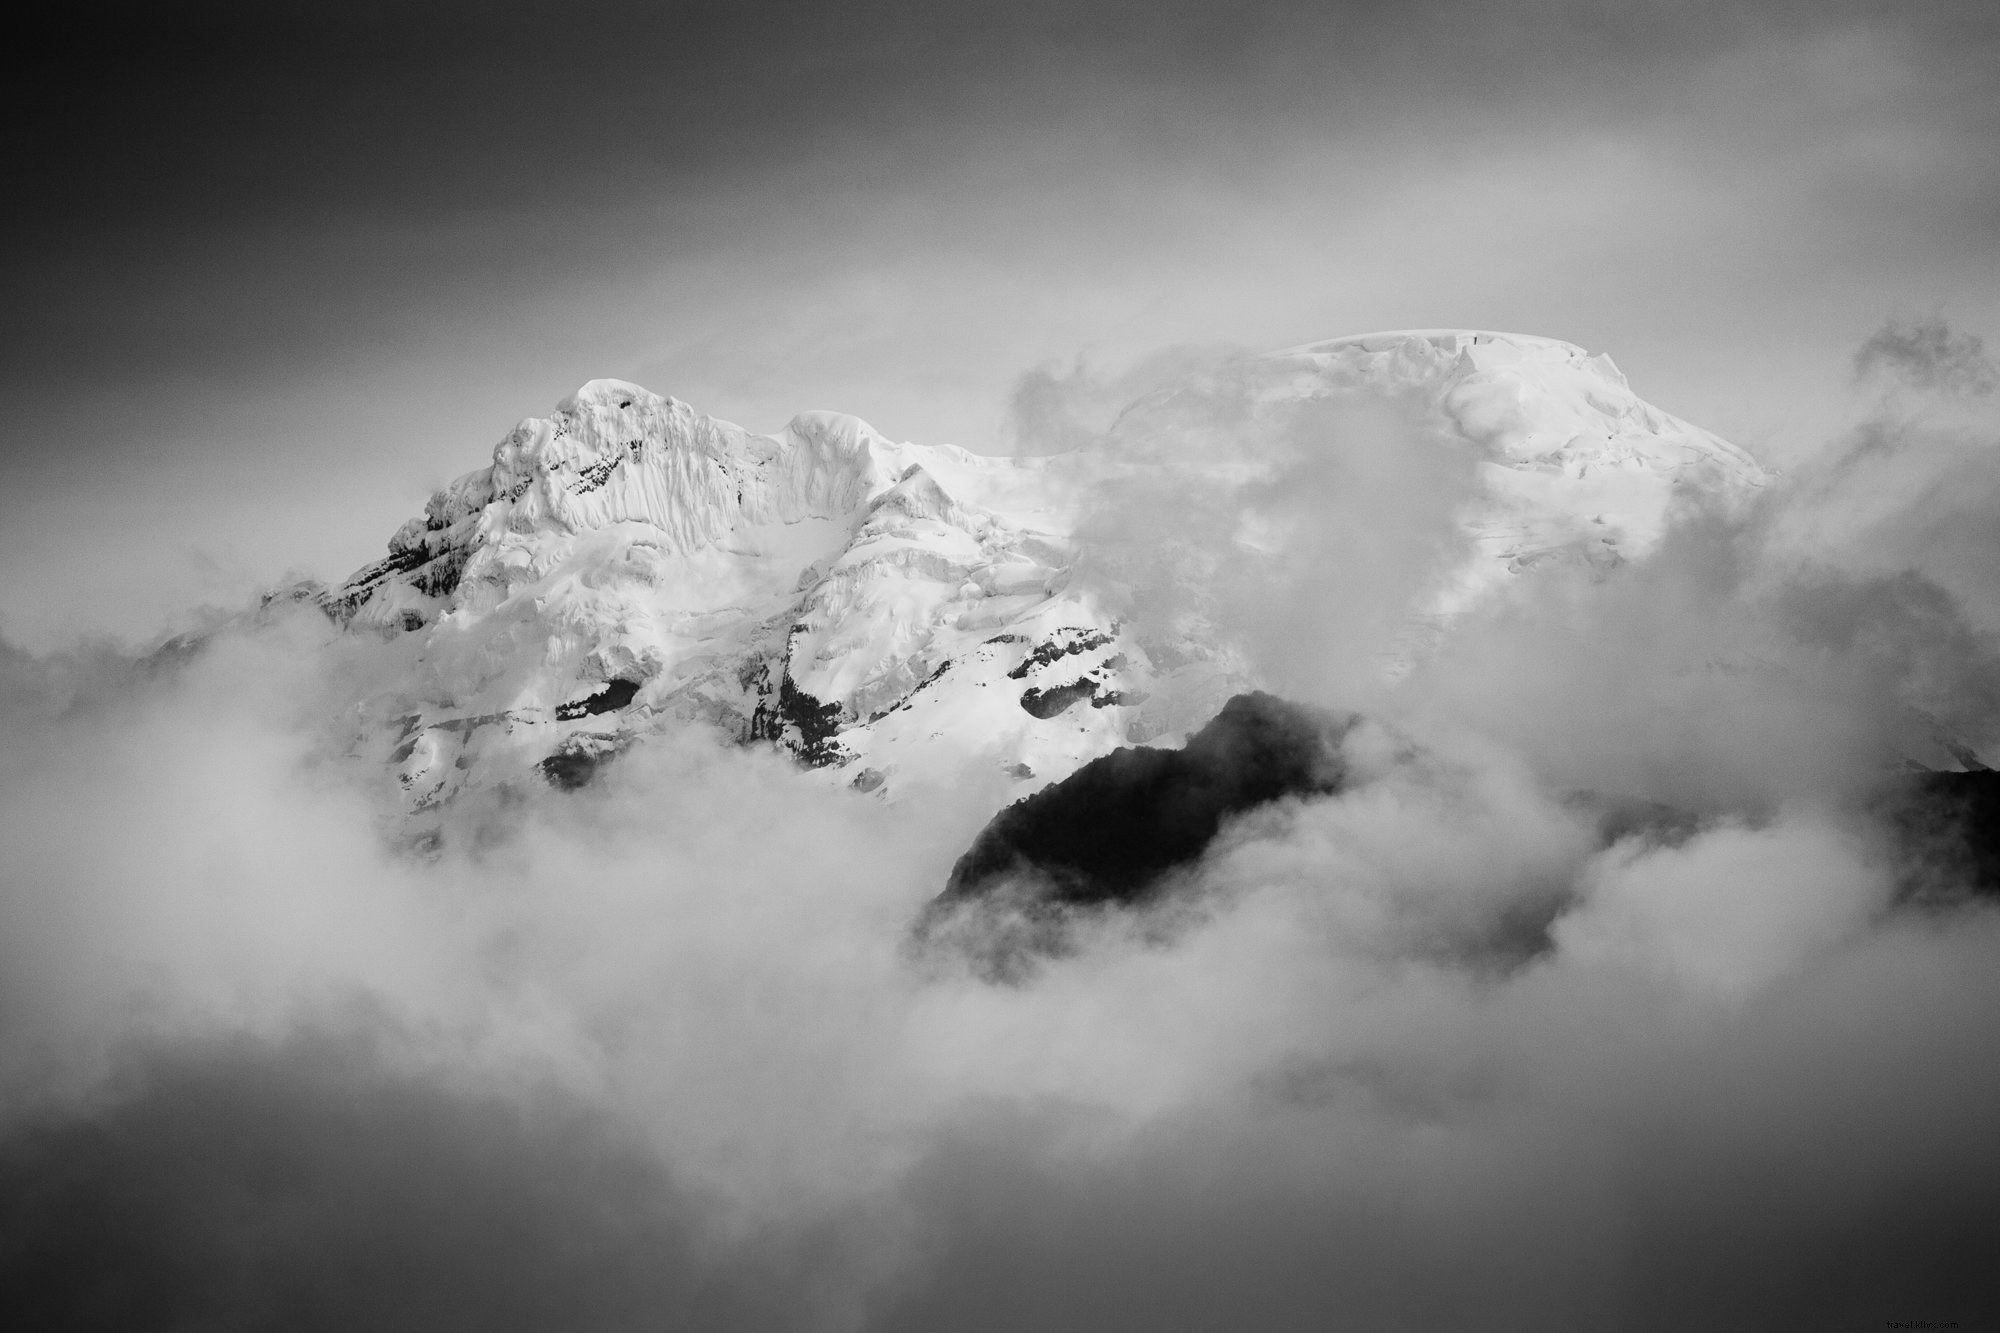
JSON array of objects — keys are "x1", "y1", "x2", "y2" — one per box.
[
  {"x1": 3, "y1": 325, "x2": 2000, "y2": 1326},
  {"x1": 870, "y1": 905, "x2": 2000, "y2": 1331},
  {"x1": 1064, "y1": 350, "x2": 1481, "y2": 712},
  {"x1": 1855, "y1": 316, "x2": 1999, "y2": 395},
  {"x1": 0, "y1": 1029, "x2": 837, "y2": 1333},
  {"x1": 1555, "y1": 815, "x2": 1888, "y2": 1003},
  {"x1": 1004, "y1": 346, "x2": 1245, "y2": 456}
]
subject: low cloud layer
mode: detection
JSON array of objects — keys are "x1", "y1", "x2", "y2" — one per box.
[{"x1": 3, "y1": 324, "x2": 2000, "y2": 1329}]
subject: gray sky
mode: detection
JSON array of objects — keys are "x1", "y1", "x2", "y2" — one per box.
[{"x1": 3, "y1": 0, "x2": 1996, "y2": 647}]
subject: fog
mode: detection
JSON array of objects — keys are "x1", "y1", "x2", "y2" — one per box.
[{"x1": 2, "y1": 325, "x2": 1998, "y2": 1328}]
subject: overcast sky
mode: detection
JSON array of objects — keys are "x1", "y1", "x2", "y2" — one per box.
[{"x1": 3, "y1": 0, "x2": 1996, "y2": 648}]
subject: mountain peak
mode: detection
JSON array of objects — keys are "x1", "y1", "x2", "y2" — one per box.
[
  {"x1": 560, "y1": 377, "x2": 662, "y2": 410},
  {"x1": 322, "y1": 332, "x2": 1767, "y2": 827}
]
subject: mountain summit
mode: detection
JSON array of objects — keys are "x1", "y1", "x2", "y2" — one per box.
[{"x1": 324, "y1": 331, "x2": 1767, "y2": 816}]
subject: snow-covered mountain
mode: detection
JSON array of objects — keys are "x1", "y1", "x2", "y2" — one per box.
[{"x1": 323, "y1": 330, "x2": 1768, "y2": 816}]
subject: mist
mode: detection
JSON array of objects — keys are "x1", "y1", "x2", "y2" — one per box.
[{"x1": 3, "y1": 323, "x2": 1999, "y2": 1328}]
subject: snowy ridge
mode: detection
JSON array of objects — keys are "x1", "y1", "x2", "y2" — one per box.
[
  {"x1": 324, "y1": 333, "x2": 1768, "y2": 821},
  {"x1": 1268, "y1": 329, "x2": 1766, "y2": 611}
]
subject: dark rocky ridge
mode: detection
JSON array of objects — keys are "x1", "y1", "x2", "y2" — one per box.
[
  {"x1": 1006, "y1": 628, "x2": 1113, "y2": 680},
  {"x1": 1885, "y1": 768, "x2": 2000, "y2": 901},
  {"x1": 1018, "y1": 681, "x2": 1100, "y2": 718},
  {"x1": 749, "y1": 674, "x2": 846, "y2": 768},
  {"x1": 930, "y1": 691, "x2": 1356, "y2": 914},
  {"x1": 538, "y1": 733, "x2": 630, "y2": 791},
  {"x1": 911, "y1": 691, "x2": 2000, "y2": 984},
  {"x1": 554, "y1": 678, "x2": 641, "y2": 721}
]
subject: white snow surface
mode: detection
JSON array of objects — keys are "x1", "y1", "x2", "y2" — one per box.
[{"x1": 324, "y1": 332, "x2": 1767, "y2": 813}]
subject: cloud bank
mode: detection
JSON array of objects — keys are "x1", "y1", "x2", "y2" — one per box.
[{"x1": 3, "y1": 324, "x2": 1999, "y2": 1329}]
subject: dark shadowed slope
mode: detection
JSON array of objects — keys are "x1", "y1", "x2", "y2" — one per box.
[
  {"x1": 1887, "y1": 768, "x2": 2000, "y2": 902},
  {"x1": 929, "y1": 692, "x2": 1356, "y2": 914}
]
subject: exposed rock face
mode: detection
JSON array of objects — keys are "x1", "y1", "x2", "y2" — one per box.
[
  {"x1": 318, "y1": 332, "x2": 1768, "y2": 820},
  {"x1": 928, "y1": 691, "x2": 1355, "y2": 913},
  {"x1": 909, "y1": 692, "x2": 1375, "y2": 983}
]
